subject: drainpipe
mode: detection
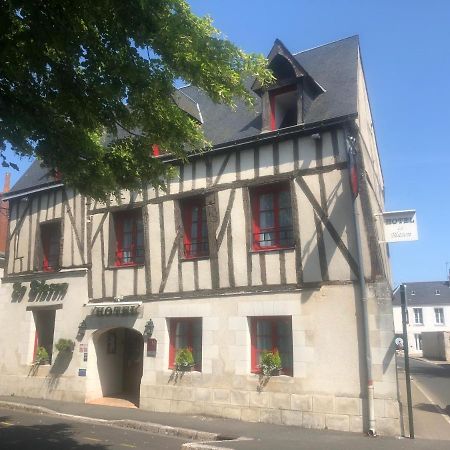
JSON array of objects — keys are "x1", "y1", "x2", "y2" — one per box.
[{"x1": 347, "y1": 133, "x2": 376, "y2": 436}]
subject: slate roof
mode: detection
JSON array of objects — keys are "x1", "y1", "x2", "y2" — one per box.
[
  {"x1": 392, "y1": 281, "x2": 450, "y2": 306},
  {"x1": 7, "y1": 35, "x2": 360, "y2": 197}
]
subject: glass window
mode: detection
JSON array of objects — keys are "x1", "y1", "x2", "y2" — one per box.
[
  {"x1": 33, "y1": 309, "x2": 56, "y2": 363},
  {"x1": 169, "y1": 318, "x2": 202, "y2": 371},
  {"x1": 251, "y1": 184, "x2": 294, "y2": 250},
  {"x1": 435, "y1": 308, "x2": 445, "y2": 325},
  {"x1": 181, "y1": 198, "x2": 209, "y2": 258},
  {"x1": 250, "y1": 316, "x2": 293, "y2": 376},
  {"x1": 40, "y1": 222, "x2": 61, "y2": 271},
  {"x1": 114, "y1": 209, "x2": 144, "y2": 266},
  {"x1": 413, "y1": 308, "x2": 423, "y2": 325},
  {"x1": 414, "y1": 334, "x2": 423, "y2": 351}
]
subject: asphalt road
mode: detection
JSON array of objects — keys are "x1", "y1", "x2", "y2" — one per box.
[
  {"x1": 398, "y1": 356, "x2": 450, "y2": 414},
  {"x1": 0, "y1": 408, "x2": 188, "y2": 450}
]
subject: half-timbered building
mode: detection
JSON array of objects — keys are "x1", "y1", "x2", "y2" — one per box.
[{"x1": 0, "y1": 36, "x2": 400, "y2": 435}]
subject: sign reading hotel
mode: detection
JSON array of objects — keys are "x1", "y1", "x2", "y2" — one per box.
[{"x1": 382, "y1": 210, "x2": 418, "y2": 243}]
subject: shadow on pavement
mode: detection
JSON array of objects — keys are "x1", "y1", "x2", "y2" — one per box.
[
  {"x1": 0, "y1": 417, "x2": 108, "y2": 450},
  {"x1": 414, "y1": 403, "x2": 450, "y2": 416}
]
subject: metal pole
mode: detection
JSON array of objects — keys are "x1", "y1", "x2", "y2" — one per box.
[
  {"x1": 400, "y1": 283, "x2": 414, "y2": 439},
  {"x1": 352, "y1": 194, "x2": 376, "y2": 436}
]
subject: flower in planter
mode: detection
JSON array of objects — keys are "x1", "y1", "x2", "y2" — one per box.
[
  {"x1": 55, "y1": 338, "x2": 75, "y2": 353},
  {"x1": 259, "y1": 349, "x2": 282, "y2": 376},
  {"x1": 175, "y1": 347, "x2": 195, "y2": 371},
  {"x1": 34, "y1": 346, "x2": 49, "y2": 365}
]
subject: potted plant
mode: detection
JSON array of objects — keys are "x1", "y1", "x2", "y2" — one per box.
[
  {"x1": 34, "y1": 346, "x2": 50, "y2": 365},
  {"x1": 55, "y1": 338, "x2": 75, "y2": 353},
  {"x1": 259, "y1": 349, "x2": 282, "y2": 376},
  {"x1": 175, "y1": 347, "x2": 195, "y2": 371}
]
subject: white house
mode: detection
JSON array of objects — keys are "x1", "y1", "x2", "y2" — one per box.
[
  {"x1": 393, "y1": 281, "x2": 450, "y2": 353},
  {"x1": 0, "y1": 36, "x2": 400, "y2": 436}
]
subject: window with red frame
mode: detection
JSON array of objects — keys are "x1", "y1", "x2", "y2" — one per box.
[
  {"x1": 250, "y1": 316, "x2": 293, "y2": 376},
  {"x1": 40, "y1": 222, "x2": 61, "y2": 271},
  {"x1": 114, "y1": 209, "x2": 144, "y2": 266},
  {"x1": 168, "y1": 318, "x2": 202, "y2": 371},
  {"x1": 269, "y1": 85, "x2": 297, "y2": 130},
  {"x1": 33, "y1": 309, "x2": 56, "y2": 363},
  {"x1": 251, "y1": 184, "x2": 294, "y2": 250},
  {"x1": 181, "y1": 198, "x2": 209, "y2": 258}
]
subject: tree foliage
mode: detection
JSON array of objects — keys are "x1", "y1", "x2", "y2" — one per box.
[{"x1": 0, "y1": 0, "x2": 272, "y2": 198}]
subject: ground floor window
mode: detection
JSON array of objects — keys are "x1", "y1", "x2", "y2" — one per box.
[
  {"x1": 168, "y1": 318, "x2": 202, "y2": 371},
  {"x1": 414, "y1": 333, "x2": 423, "y2": 351},
  {"x1": 33, "y1": 309, "x2": 56, "y2": 363},
  {"x1": 250, "y1": 316, "x2": 293, "y2": 376}
]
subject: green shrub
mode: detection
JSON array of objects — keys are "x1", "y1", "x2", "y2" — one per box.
[
  {"x1": 259, "y1": 349, "x2": 282, "y2": 376},
  {"x1": 175, "y1": 348, "x2": 195, "y2": 371},
  {"x1": 34, "y1": 346, "x2": 49, "y2": 365},
  {"x1": 55, "y1": 338, "x2": 75, "y2": 353}
]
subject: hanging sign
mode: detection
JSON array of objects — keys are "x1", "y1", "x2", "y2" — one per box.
[{"x1": 381, "y1": 210, "x2": 418, "y2": 243}]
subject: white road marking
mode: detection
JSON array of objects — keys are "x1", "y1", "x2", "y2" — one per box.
[{"x1": 412, "y1": 378, "x2": 450, "y2": 426}]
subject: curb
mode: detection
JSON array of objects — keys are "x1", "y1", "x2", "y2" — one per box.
[
  {"x1": 182, "y1": 443, "x2": 234, "y2": 450},
  {"x1": 0, "y1": 400, "x2": 222, "y2": 442}
]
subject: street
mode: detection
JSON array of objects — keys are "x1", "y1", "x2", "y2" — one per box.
[
  {"x1": 397, "y1": 356, "x2": 450, "y2": 415},
  {"x1": 0, "y1": 408, "x2": 188, "y2": 450}
]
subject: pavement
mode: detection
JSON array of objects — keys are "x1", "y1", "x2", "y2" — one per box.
[
  {"x1": 397, "y1": 354, "x2": 450, "y2": 441},
  {"x1": 2, "y1": 393, "x2": 450, "y2": 450}
]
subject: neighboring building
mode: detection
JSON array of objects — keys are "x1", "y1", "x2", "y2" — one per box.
[
  {"x1": 0, "y1": 36, "x2": 400, "y2": 435},
  {"x1": 0, "y1": 173, "x2": 10, "y2": 273},
  {"x1": 393, "y1": 281, "x2": 450, "y2": 354}
]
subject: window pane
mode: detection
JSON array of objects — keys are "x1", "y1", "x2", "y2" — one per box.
[
  {"x1": 260, "y1": 210, "x2": 274, "y2": 229},
  {"x1": 279, "y1": 191, "x2": 290, "y2": 208},
  {"x1": 260, "y1": 193, "x2": 274, "y2": 211}
]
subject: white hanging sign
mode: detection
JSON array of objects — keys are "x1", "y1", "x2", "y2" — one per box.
[{"x1": 381, "y1": 210, "x2": 418, "y2": 242}]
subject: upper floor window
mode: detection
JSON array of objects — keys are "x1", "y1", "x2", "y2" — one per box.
[
  {"x1": 413, "y1": 308, "x2": 423, "y2": 325},
  {"x1": 269, "y1": 85, "x2": 297, "y2": 130},
  {"x1": 435, "y1": 289, "x2": 441, "y2": 295},
  {"x1": 250, "y1": 184, "x2": 294, "y2": 251},
  {"x1": 435, "y1": 308, "x2": 445, "y2": 325},
  {"x1": 40, "y1": 221, "x2": 61, "y2": 271},
  {"x1": 181, "y1": 198, "x2": 209, "y2": 259},
  {"x1": 411, "y1": 290, "x2": 415, "y2": 296},
  {"x1": 113, "y1": 209, "x2": 144, "y2": 266}
]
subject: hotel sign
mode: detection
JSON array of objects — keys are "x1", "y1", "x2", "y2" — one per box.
[
  {"x1": 85, "y1": 301, "x2": 143, "y2": 317},
  {"x1": 381, "y1": 210, "x2": 418, "y2": 243}
]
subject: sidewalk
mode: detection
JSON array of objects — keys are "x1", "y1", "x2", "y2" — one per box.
[
  {"x1": 2, "y1": 395, "x2": 450, "y2": 450},
  {"x1": 397, "y1": 366, "x2": 450, "y2": 440}
]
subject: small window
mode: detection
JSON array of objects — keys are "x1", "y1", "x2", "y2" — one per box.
[
  {"x1": 411, "y1": 290, "x2": 415, "y2": 296},
  {"x1": 435, "y1": 289, "x2": 441, "y2": 295},
  {"x1": 270, "y1": 85, "x2": 297, "y2": 130},
  {"x1": 413, "y1": 308, "x2": 423, "y2": 325},
  {"x1": 250, "y1": 184, "x2": 294, "y2": 251},
  {"x1": 250, "y1": 316, "x2": 293, "y2": 376},
  {"x1": 181, "y1": 198, "x2": 209, "y2": 259},
  {"x1": 33, "y1": 310, "x2": 56, "y2": 363},
  {"x1": 113, "y1": 209, "x2": 144, "y2": 266},
  {"x1": 169, "y1": 318, "x2": 202, "y2": 371},
  {"x1": 435, "y1": 308, "x2": 445, "y2": 325},
  {"x1": 40, "y1": 222, "x2": 61, "y2": 271}
]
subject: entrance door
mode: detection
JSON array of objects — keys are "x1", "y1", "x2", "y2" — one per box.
[
  {"x1": 123, "y1": 328, "x2": 144, "y2": 402},
  {"x1": 93, "y1": 327, "x2": 144, "y2": 407}
]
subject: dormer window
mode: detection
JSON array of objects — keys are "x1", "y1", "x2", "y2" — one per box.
[
  {"x1": 411, "y1": 290, "x2": 415, "y2": 295},
  {"x1": 435, "y1": 289, "x2": 441, "y2": 295},
  {"x1": 252, "y1": 39, "x2": 324, "y2": 133},
  {"x1": 270, "y1": 85, "x2": 297, "y2": 130}
]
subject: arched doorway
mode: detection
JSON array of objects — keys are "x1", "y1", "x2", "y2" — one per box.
[{"x1": 93, "y1": 327, "x2": 143, "y2": 407}]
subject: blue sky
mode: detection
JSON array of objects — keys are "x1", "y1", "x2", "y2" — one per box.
[{"x1": 1, "y1": 0, "x2": 449, "y2": 285}]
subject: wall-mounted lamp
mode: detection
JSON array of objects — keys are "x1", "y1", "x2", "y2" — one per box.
[
  {"x1": 311, "y1": 133, "x2": 321, "y2": 140},
  {"x1": 143, "y1": 319, "x2": 154, "y2": 338}
]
